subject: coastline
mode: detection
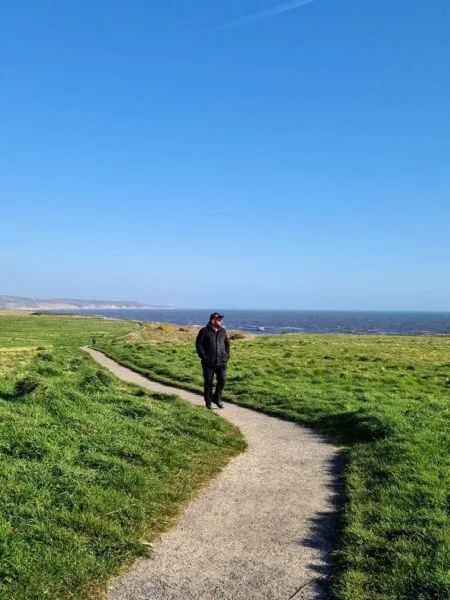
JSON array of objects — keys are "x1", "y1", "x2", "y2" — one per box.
[{"x1": 39, "y1": 308, "x2": 450, "y2": 337}]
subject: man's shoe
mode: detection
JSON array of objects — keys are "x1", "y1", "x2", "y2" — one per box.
[
  {"x1": 214, "y1": 401, "x2": 224, "y2": 409},
  {"x1": 205, "y1": 403, "x2": 212, "y2": 410}
]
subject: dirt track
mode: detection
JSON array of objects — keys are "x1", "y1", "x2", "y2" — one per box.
[{"x1": 83, "y1": 347, "x2": 341, "y2": 600}]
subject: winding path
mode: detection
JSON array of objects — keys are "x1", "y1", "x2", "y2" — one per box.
[{"x1": 83, "y1": 348, "x2": 341, "y2": 600}]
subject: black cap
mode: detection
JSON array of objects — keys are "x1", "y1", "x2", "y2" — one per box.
[{"x1": 209, "y1": 312, "x2": 224, "y2": 321}]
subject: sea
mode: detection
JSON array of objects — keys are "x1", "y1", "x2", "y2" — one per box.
[{"x1": 51, "y1": 309, "x2": 450, "y2": 336}]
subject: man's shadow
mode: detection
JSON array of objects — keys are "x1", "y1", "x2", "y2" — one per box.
[{"x1": 295, "y1": 449, "x2": 344, "y2": 599}]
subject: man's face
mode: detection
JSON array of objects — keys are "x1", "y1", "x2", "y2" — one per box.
[{"x1": 212, "y1": 317, "x2": 223, "y2": 327}]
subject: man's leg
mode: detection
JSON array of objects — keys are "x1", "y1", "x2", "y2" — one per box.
[
  {"x1": 213, "y1": 366, "x2": 227, "y2": 408},
  {"x1": 202, "y1": 362, "x2": 215, "y2": 408}
]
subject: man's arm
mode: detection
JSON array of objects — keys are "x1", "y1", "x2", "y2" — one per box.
[
  {"x1": 195, "y1": 329, "x2": 207, "y2": 361},
  {"x1": 225, "y1": 331, "x2": 230, "y2": 359}
]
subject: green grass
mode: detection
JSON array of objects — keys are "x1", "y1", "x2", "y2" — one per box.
[
  {"x1": 0, "y1": 315, "x2": 245, "y2": 599},
  {"x1": 0, "y1": 313, "x2": 139, "y2": 349},
  {"x1": 98, "y1": 332, "x2": 450, "y2": 600}
]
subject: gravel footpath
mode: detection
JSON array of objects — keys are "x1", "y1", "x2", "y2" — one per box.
[{"x1": 83, "y1": 348, "x2": 341, "y2": 600}]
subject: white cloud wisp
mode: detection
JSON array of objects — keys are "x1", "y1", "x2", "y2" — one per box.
[{"x1": 219, "y1": 0, "x2": 316, "y2": 30}]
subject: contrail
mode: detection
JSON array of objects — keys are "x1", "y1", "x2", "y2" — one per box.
[{"x1": 219, "y1": 0, "x2": 316, "y2": 30}]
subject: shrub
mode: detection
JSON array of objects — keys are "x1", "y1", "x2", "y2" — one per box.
[
  {"x1": 157, "y1": 324, "x2": 176, "y2": 333},
  {"x1": 229, "y1": 332, "x2": 247, "y2": 340}
]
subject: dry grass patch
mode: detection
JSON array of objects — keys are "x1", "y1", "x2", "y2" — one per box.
[
  {"x1": 122, "y1": 323, "x2": 253, "y2": 346},
  {"x1": 0, "y1": 347, "x2": 38, "y2": 378},
  {"x1": 123, "y1": 322, "x2": 200, "y2": 345}
]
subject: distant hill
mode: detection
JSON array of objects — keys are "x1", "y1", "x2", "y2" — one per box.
[{"x1": 0, "y1": 295, "x2": 172, "y2": 310}]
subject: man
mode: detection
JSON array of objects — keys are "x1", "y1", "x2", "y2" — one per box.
[{"x1": 195, "y1": 312, "x2": 230, "y2": 410}]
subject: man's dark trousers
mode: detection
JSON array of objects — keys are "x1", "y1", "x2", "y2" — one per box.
[{"x1": 202, "y1": 362, "x2": 227, "y2": 406}]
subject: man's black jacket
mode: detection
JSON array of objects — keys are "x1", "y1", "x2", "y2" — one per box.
[{"x1": 195, "y1": 324, "x2": 230, "y2": 366}]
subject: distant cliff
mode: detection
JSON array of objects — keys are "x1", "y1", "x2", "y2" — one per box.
[{"x1": 0, "y1": 295, "x2": 173, "y2": 310}]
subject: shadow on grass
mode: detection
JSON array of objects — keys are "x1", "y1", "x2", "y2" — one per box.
[
  {"x1": 297, "y1": 451, "x2": 345, "y2": 599},
  {"x1": 0, "y1": 389, "x2": 17, "y2": 402},
  {"x1": 307, "y1": 408, "x2": 395, "y2": 446},
  {"x1": 0, "y1": 378, "x2": 40, "y2": 402},
  {"x1": 94, "y1": 347, "x2": 396, "y2": 447}
]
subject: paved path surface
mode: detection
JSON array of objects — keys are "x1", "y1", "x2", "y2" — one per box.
[{"x1": 83, "y1": 348, "x2": 341, "y2": 600}]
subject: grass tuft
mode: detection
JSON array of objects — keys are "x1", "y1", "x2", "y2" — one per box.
[{"x1": 14, "y1": 377, "x2": 39, "y2": 396}]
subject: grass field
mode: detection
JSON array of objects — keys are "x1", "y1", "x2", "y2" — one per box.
[
  {"x1": 0, "y1": 315, "x2": 245, "y2": 599},
  {"x1": 98, "y1": 325, "x2": 450, "y2": 600}
]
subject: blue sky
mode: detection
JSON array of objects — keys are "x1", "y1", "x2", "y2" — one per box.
[{"x1": 1, "y1": 0, "x2": 449, "y2": 310}]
